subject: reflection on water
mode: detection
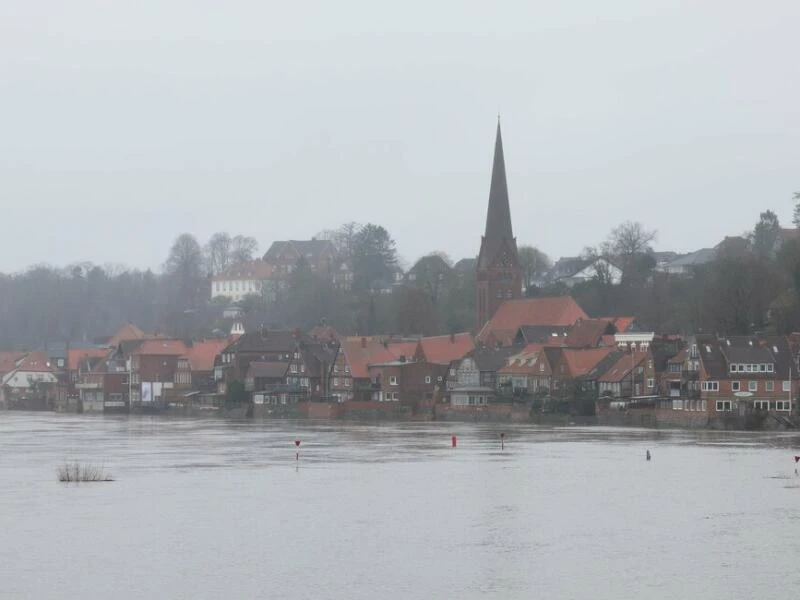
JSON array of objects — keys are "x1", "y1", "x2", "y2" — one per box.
[{"x1": 1, "y1": 414, "x2": 799, "y2": 600}]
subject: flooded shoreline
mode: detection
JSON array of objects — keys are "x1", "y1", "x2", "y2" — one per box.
[{"x1": 2, "y1": 413, "x2": 799, "y2": 599}]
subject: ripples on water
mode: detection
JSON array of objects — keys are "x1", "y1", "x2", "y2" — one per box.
[{"x1": 1, "y1": 414, "x2": 799, "y2": 600}]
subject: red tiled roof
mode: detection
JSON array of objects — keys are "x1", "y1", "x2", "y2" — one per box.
[
  {"x1": 15, "y1": 351, "x2": 56, "y2": 372},
  {"x1": 418, "y1": 333, "x2": 475, "y2": 365},
  {"x1": 562, "y1": 348, "x2": 616, "y2": 378},
  {"x1": 309, "y1": 325, "x2": 340, "y2": 342},
  {"x1": 67, "y1": 348, "x2": 111, "y2": 371},
  {"x1": 212, "y1": 259, "x2": 275, "y2": 281},
  {"x1": 597, "y1": 352, "x2": 648, "y2": 383},
  {"x1": 340, "y1": 337, "x2": 398, "y2": 379},
  {"x1": 667, "y1": 348, "x2": 687, "y2": 364},
  {"x1": 108, "y1": 323, "x2": 147, "y2": 346},
  {"x1": 498, "y1": 344, "x2": 545, "y2": 374},
  {"x1": 564, "y1": 319, "x2": 615, "y2": 348},
  {"x1": 387, "y1": 341, "x2": 419, "y2": 361},
  {"x1": 0, "y1": 351, "x2": 27, "y2": 374},
  {"x1": 600, "y1": 316, "x2": 635, "y2": 333},
  {"x1": 133, "y1": 340, "x2": 188, "y2": 356},
  {"x1": 478, "y1": 296, "x2": 588, "y2": 345},
  {"x1": 184, "y1": 339, "x2": 229, "y2": 372}
]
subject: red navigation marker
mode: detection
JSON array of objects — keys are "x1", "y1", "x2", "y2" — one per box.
[
  {"x1": 451, "y1": 435, "x2": 457, "y2": 448},
  {"x1": 295, "y1": 440, "x2": 301, "y2": 447},
  {"x1": 794, "y1": 455, "x2": 799, "y2": 463}
]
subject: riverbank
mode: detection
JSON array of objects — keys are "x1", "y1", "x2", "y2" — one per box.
[{"x1": 5, "y1": 399, "x2": 798, "y2": 431}]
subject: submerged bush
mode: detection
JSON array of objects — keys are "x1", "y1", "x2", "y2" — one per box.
[{"x1": 57, "y1": 462, "x2": 114, "y2": 483}]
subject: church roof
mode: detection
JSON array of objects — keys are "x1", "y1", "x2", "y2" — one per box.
[{"x1": 477, "y1": 121, "x2": 518, "y2": 269}]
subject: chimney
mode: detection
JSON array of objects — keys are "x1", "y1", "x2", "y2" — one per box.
[{"x1": 361, "y1": 337, "x2": 367, "y2": 348}]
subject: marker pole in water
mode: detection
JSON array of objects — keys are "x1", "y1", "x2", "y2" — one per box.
[
  {"x1": 452, "y1": 435, "x2": 457, "y2": 448},
  {"x1": 500, "y1": 432, "x2": 505, "y2": 451},
  {"x1": 295, "y1": 439, "x2": 301, "y2": 462},
  {"x1": 646, "y1": 449, "x2": 651, "y2": 461}
]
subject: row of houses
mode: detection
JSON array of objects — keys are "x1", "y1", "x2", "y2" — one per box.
[{"x1": 2, "y1": 297, "x2": 799, "y2": 423}]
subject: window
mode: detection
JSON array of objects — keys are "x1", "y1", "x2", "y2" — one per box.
[
  {"x1": 776, "y1": 401, "x2": 791, "y2": 411},
  {"x1": 766, "y1": 381, "x2": 774, "y2": 392},
  {"x1": 759, "y1": 364, "x2": 766, "y2": 372},
  {"x1": 647, "y1": 378, "x2": 654, "y2": 389},
  {"x1": 389, "y1": 376, "x2": 398, "y2": 386},
  {"x1": 731, "y1": 381, "x2": 740, "y2": 392},
  {"x1": 716, "y1": 400, "x2": 732, "y2": 412},
  {"x1": 753, "y1": 400, "x2": 770, "y2": 410},
  {"x1": 334, "y1": 365, "x2": 339, "y2": 373},
  {"x1": 730, "y1": 364, "x2": 739, "y2": 373},
  {"x1": 647, "y1": 360, "x2": 653, "y2": 370},
  {"x1": 344, "y1": 378, "x2": 349, "y2": 387},
  {"x1": 345, "y1": 365, "x2": 350, "y2": 374},
  {"x1": 539, "y1": 362, "x2": 545, "y2": 372},
  {"x1": 749, "y1": 381, "x2": 757, "y2": 392},
  {"x1": 290, "y1": 364, "x2": 298, "y2": 374},
  {"x1": 701, "y1": 381, "x2": 719, "y2": 392},
  {"x1": 424, "y1": 375, "x2": 431, "y2": 384},
  {"x1": 333, "y1": 378, "x2": 339, "y2": 387},
  {"x1": 767, "y1": 364, "x2": 774, "y2": 372},
  {"x1": 783, "y1": 381, "x2": 791, "y2": 392}
]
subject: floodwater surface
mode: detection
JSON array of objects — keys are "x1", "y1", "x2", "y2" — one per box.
[{"x1": 1, "y1": 414, "x2": 799, "y2": 599}]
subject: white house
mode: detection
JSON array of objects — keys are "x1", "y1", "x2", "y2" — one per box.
[
  {"x1": 211, "y1": 260, "x2": 276, "y2": 302},
  {"x1": 551, "y1": 257, "x2": 623, "y2": 287},
  {"x1": 1, "y1": 352, "x2": 59, "y2": 391}
]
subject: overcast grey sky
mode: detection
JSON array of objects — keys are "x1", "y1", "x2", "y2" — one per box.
[{"x1": 1, "y1": 0, "x2": 798, "y2": 273}]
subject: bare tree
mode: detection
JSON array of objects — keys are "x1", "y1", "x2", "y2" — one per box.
[
  {"x1": 230, "y1": 235, "x2": 258, "y2": 264},
  {"x1": 164, "y1": 233, "x2": 205, "y2": 309},
  {"x1": 607, "y1": 221, "x2": 656, "y2": 283},
  {"x1": 750, "y1": 209, "x2": 781, "y2": 259},
  {"x1": 609, "y1": 221, "x2": 656, "y2": 258},
  {"x1": 205, "y1": 232, "x2": 232, "y2": 275},
  {"x1": 581, "y1": 244, "x2": 616, "y2": 286},
  {"x1": 792, "y1": 191, "x2": 800, "y2": 228},
  {"x1": 320, "y1": 222, "x2": 363, "y2": 263},
  {"x1": 518, "y1": 245, "x2": 551, "y2": 292}
]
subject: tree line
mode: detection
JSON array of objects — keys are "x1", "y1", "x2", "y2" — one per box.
[{"x1": 2, "y1": 193, "x2": 800, "y2": 349}]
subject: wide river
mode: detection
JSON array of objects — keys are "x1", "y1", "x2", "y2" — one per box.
[{"x1": 0, "y1": 413, "x2": 798, "y2": 599}]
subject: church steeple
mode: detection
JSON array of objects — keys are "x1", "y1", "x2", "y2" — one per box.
[
  {"x1": 475, "y1": 120, "x2": 523, "y2": 333},
  {"x1": 482, "y1": 120, "x2": 515, "y2": 262}
]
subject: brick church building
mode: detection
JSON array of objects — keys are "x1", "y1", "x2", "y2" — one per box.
[{"x1": 476, "y1": 121, "x2": 523, "y2": 332}]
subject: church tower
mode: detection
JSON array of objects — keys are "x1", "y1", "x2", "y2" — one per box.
[{"x1": 476, "y1": 120, "x2": 523, "y2": 332}]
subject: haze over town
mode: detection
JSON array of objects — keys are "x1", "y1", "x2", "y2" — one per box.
[{"x1": 2, "y1": 0, "x2": 799, "y2": 273}]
